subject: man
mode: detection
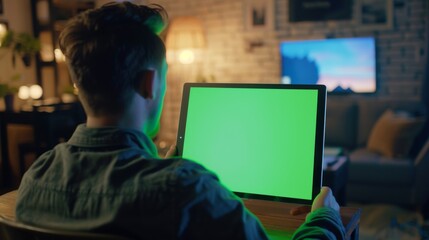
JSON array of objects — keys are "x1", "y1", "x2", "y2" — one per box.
[{"x1": 16, "y1": 2, "x2": 345, "y2": 239}]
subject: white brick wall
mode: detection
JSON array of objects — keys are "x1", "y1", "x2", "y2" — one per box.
[{"x1": 147, "y1": 0, "x2": 428, "y2": 143}]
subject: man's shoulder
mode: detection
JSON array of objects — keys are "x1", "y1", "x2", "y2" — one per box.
[
  {"x1": 22, "y1": 150, "x2": 218, "y2": 191},
  {"x1": 163, "y1": 158, "x2": 219, "y2": 184}
]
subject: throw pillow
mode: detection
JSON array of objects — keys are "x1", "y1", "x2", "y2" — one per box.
[{"x1": 367, "y1": 109, "x2": 426, "y2": 158}]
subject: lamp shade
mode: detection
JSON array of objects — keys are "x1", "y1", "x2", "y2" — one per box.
[{"x1": 165, "y1": 16, "x2": 205, "y2": 50}]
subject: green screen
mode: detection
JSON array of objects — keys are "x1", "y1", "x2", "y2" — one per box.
[{"x1": 182, "y1": 87, "x2": 318, "y2": 200}]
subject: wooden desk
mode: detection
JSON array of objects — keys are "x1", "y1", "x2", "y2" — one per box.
[
  {"x1": 244, "y1": 198, "x2": 361, "y2": 239},
  {"x1": 0, "y1": 190, "x2": 17, "y2": 221},
  {"x1": 0, "y1": 190, "x2": 361, "y2": 239}
]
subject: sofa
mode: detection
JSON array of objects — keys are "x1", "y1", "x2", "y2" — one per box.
[{"x1": 325, "y1": 98, "x2": 429, "y2": 208}]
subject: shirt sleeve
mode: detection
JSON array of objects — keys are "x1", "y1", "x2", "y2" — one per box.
[
  {"x1": 292, "y1": 207, "x2": 346, "y2": 240},
  {"x1": 176, "y1": 160, "x2": 268, "y2": 240}
]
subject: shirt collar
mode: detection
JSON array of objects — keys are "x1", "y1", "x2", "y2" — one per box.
[{"x1": 67, "y1": 124, "x2": 159, "y2": 157}]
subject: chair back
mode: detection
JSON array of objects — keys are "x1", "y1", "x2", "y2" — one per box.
[
  {"x1": 32, "y1": 101, "x2": 86, "y2": 156},
  {"x1": 0, "y1": 215, "x2": 131, "y2": 240}
]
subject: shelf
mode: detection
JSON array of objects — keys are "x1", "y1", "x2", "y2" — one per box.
[{"x1": 31, "y1": 0, "x2": 95, "y2": 98}]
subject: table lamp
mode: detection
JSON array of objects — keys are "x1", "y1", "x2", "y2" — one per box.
[{"x1": 165, "y1": 16, "x2": 205, "y2": 64}]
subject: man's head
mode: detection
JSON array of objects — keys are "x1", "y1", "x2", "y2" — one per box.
[{"x1": 59, "y1": 2, "x2": 168, "y2": 134}]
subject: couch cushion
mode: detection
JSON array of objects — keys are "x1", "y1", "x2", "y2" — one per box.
[
  {"x1": 367, "y1": 109, "x2": 426, "y2": 158},
  {"x1": 357, "y1": 100, "x2": 426, "y2": 147},
  {"x1": 348, "y1": 148, "x2": 414, "y2": 186},
  {"x1": 325, "y1": 101, "x2": 358, "y2": 149}
]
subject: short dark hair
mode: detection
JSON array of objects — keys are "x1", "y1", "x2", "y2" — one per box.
[{"x1": 59, "y1": 2, "x2": 167, "y2": 116}]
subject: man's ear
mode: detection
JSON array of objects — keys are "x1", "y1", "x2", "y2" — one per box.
[{"x1": 135, "y1": 70, "x2": 156, "y2": 99}]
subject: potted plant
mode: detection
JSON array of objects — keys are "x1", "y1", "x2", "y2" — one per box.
[{"x1": 1, "y1": 31, "x2": 40, "y2": 67}]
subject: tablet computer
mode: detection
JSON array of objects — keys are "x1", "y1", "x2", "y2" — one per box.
[{"x1": 177, "y1": 83, "x2": 326, "y2": 204}]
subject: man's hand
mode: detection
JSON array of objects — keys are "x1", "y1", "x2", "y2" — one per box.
[
  {"x1": 164, "y1": 144, "x2": 178, "y2": 158},
  {"x1": 311, "y1": 186, "x2": 340, "y2": 212},
  {"x1": 290, "y1": 186, "x2": 339, "y2": 216}
]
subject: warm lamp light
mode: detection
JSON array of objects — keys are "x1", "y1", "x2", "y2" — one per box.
[
  {"x1": 178, "y1": 49, "x2": 195, "y2": 64},
  {"x1": 18, "y1": 84, "x2": 43, "y2": 100},
  {"x1": 30, "y1": 85, "x2": 43, "y2": 99},
  {"x1": 0, "y1": 23, "x2": 8, "y2": 47},
  {"x1": 165, "y1": 16, "x2": 205, "y2": 64},
  {"x1": 54, "y1": 48, "x2": 66, "y2": 62},
  {"x1": 18, "y1": 86, "x2": 30, "y2": 100}
]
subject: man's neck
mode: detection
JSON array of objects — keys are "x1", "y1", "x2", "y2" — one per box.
[
  {"x1": 84, "y1": 93, "x2": 150, "y2": 132},
  {"x1": 86, "y1": 115, "x2": 140, "y2": 130}
]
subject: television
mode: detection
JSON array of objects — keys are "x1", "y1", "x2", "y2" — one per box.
[{"x1": 280, "y1": 37, "x2": 376, "y2": 94}]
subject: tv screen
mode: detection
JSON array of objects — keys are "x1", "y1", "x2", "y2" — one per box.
[{"x1": 280, "y1": 37, "x2": 376, "y2": 93}]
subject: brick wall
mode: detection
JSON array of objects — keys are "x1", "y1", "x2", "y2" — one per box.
[{"x1": 147, "y1": 0, "x2": 428, "y2": 143}]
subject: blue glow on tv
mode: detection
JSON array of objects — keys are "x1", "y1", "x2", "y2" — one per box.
[{"x1": 280, "y1": 37, "x2": 376, "y2": 93}]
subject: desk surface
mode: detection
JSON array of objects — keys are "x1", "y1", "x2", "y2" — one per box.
[
  {"x1": 0, "y1": 190, "x2": 17, "y2": 221},
  {"x1": 0, "y1": 190, "x2": 361, "y2": 238},
  {"x1": 244, "y1": 198, "x2": 360, "y2": 238}
]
